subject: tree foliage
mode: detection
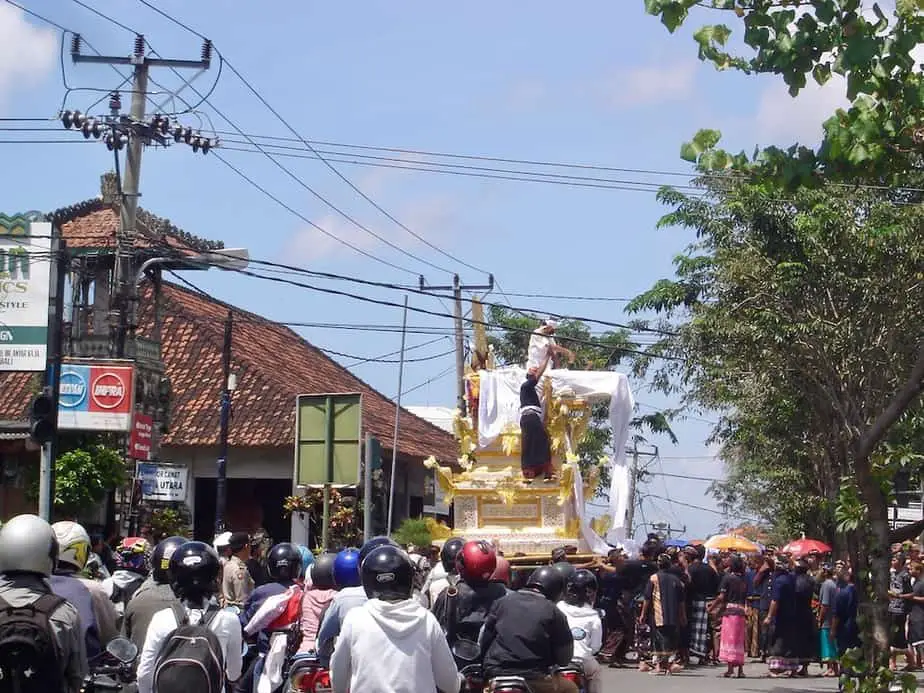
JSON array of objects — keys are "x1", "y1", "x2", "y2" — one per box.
[
  {"x1": 36, "y1": 445, "x2": 126, "y2": 519},
  {"x1": 486, "y1": 306, "x2": 677, "y2": 494},
  {"x1": 644, "y1": 0, "x2": 924, "y2": 185}
]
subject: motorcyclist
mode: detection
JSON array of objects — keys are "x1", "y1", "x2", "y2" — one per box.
[
  {"x1": 557, "y1": 569, "x2": 603, "y2": 693},
  {"x1": 420, "y1": 536, "x2": 464, "y2": 609},
  {"x1": 480, "y1": 565, "x2": 578, "y2": 693},
  {"x1": 236, "y1": 542, "x2": 304, "y2": 693},
  {"x1": 297, "y1": 552, "x2": 337, "y2": 654},
  {"x1": 433, "y1": 540, "x2": 508, "y2": 653},
  {"x1": 104, "y1": 536, "x2": 152, "y2": 618},
  {"x1": 50, "y1": 521, "x2": 119, "y2": 659},
  {"x1": 329, "y1": 544, "x2": 460, "y2": 693},
  {"x1": 0, "y1": 514, "x2": 88, "y2": 693},
  {"x1": 317, "y1": 538, "x2": 398, "y2": 663},
  {"x1": 122, "y1": 535, "x2": 184, "y2": 652}
]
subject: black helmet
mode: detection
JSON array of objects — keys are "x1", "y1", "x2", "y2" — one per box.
[
  {"x1": 267, "y1": 542, "x2": 302, "y2": 582},
  {"x1": 526, "y1": 565, "x2": 565, "y2": 601},
  {"x1": 361, "y1": 545, "x2": 413, "y2": 601},
  {"x1": 552, "y1": 560, "x2": 576, "y2": 585},
  {"x1": 440, "y1": 537, "x2": 465, "y2": 572},
  {"x1": 311, "y1": 552, "x2": 337, "y2": 589},
  {"x1": 359, "y1": 536, "x2": 398, "y2": 566},
  {"x1": 564, "y1": 569, "x2": 598, "y2": 605},
  {"x1": 168, "y1": 541, "x2": 220, "y2": 598},
  {"x1": 151, "y1": 536, "x2": 186, "y2": 584}
]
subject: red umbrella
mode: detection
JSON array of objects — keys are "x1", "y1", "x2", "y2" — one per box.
[{"x1": 781, "y1": 537, "x2": 832, "y2": 557}]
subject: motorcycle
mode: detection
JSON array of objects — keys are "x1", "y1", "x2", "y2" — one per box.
[
  {"x1": 287, "y1": 652, "x2": 331, "y2": 693},
  {"x1": 82, "y1": 637, "x2": 139, "y2": 693},
  {"x1": 552, "y1": 627, "x2": 588, "y2": 692},
  {"x1": 452, "y1": 640, "x2": 483, "y2": 693},
  {"x1": 486, "y1": 675, "x2": 533, "y2": 692}
]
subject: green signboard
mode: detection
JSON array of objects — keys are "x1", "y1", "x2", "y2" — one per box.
[{"x1": 295, "y1": 393, "x2": 362, "y2": 486}]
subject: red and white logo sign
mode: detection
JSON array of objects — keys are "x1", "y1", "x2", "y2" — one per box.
[
  {"x1": 91, "y1": 371, "x2": 128, "y2": 410},
  {"x1": 130, "y1": 412, "x2": 153, "y2": 461}
]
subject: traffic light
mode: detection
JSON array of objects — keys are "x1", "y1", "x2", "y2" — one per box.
[{"x1": 29, "y1": 388, "x2": 55, "y2": 445}]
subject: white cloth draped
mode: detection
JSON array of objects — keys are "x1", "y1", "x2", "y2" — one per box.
[{"x1": 474, "y1": 367, "x2": 636, "y2": 545}]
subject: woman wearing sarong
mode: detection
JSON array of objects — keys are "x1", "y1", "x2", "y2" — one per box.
[
  {"x1": 712, "y1": 556, "x2": 748, "y2": 678},
  {"x1": 765, "y1": 559, "x2": 800, "y2": 676},
  {"x1": 519, "y1": 350, "x2": 554, "y2": 482}
]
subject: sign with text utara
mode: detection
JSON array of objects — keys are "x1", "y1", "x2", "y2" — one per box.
[
  {"x1": 295, "y1": 393, "x2": 363, "y2": 486},
  {"x1": 58, "y1": 362, "x2": 135, "y2": 432},
  {"x1": 0, "y1": 214, "x2": 51, "y2": 371},
  {"x1": 138, "y1": 463, "x2": 188, "y2": 502}
]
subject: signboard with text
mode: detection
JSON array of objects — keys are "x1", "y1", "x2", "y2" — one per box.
[
  {"x1": 138, "y1": 463, "x2": 188, "y2": 502},
  {"x1": 0, "y1": 215, "x2": 51, "y2": 371},
  {"x1": 58, "y1": 362, "x2": 135, "y2": 432},
  {"x1": 130, "y1": 412, "x2": 153, "y2": 461}
]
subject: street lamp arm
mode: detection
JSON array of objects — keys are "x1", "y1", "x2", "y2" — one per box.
[{"x1": 134, "y1": 248, "x2": 250, "y2": 287}]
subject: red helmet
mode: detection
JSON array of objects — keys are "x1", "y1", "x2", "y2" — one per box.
[
  {"x1": 491, "y1": 555, "x2": 511, "y2": 586},
  {"x1": 456, "y1": 540, "x2": 497, "y2": 584}
]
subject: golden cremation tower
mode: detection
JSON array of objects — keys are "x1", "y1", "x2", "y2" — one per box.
[{"x1": 423, "y1": 301, "x2": 616, "y2": 556}]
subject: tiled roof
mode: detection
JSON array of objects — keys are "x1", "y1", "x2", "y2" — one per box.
[
  {"x1": 0, "y1": 284, "x2": 459, "y2": 463},
  {"x1": 147, "y1": 281, "x2": 457, "y2": 461}
]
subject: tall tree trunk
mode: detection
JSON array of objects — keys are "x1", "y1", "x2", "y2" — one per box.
[{"x1": 854, "y1": 455, "x2": 891, "y2": 662}]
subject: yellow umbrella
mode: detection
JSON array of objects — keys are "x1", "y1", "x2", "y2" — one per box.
[{"x1": 704, "y1": 533, "x2": 761, "y2": 552}]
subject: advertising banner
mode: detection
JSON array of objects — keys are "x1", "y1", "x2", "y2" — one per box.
[
  {"x1": 295, "y1": 393, "x2": 362, "y2": 486},
  {"x1": 130, "y1": 412, "x2": 153, "y2": 461},
  {"x1": 0, "y1": 215, "x2": 51, "y2": 371},
  {"x1": 138, "y1": 463, "x2": 188, "y2": 502},
  {"x1": 58, "y1": 362, "x2": 134, "y2": 432}
]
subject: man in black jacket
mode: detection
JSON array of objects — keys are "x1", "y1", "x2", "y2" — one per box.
[{"x1": 481, "y1": 565, "x2": 578, "y2": 693}]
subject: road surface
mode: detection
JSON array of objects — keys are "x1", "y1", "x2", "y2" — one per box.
[{"x1": 597, "y1": 662, "x2": 841, "y2": 692}]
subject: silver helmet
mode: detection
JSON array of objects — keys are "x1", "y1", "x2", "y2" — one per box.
[{"x1": 0, "y1": 514, "x2": 59, "y2": 577}]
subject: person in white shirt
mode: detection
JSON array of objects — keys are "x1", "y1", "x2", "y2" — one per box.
[
  {"x1": 136, "y1": 541, "x2": 243, "y2": 693},
  {"x1": 420, "y1": 538, "x2": 463, "y2": 609},
  {"x1": 331, "y1": 545, "x2": 460, "y2": 693},
  {"x1": 557, "y1": 569, "x2": 603, "y2": 693},
  {"x1": 527, "y1": 319, "x2": 575, "y2": 371}
]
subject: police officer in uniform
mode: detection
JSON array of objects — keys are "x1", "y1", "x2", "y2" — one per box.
[{"x1": 221, "y1": 532, "x2": 254, "y2": 609}]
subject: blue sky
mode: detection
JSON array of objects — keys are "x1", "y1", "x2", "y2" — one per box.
[{"x1": 1, "y1": 0, "x2": 850, "y2": 539}]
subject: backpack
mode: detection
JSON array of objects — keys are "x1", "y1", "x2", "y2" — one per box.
[
  {"x1": 0, "y1": 593, "x2": 66, "y2": 693},
  {"x1": 152, "y1": 604, "x2": 225, "y2": 693}
]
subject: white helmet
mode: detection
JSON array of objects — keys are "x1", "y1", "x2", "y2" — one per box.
[
  {"x1": 0, "y1": 514, "x2": 58, "y2": 577},
  {"x1": 52, "y1": 521, "x2": 91, "y2": 572}
]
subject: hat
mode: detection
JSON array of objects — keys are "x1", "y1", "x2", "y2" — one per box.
[
  {"x1": 228, "y1": 532, "x2": 249, "y2": 552},
  {"x1": 213, "y1": 531, "x2": 232, "y2": 550}
]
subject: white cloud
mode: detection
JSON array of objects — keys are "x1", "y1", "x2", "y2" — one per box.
[
  {"x1": 598, "y1": 62, "x2": 698, "y2": 109},
  {"x1": 0, "y1": 5, "x2": 57, "y2": 108},
  {"x1": 281, "y1": 193, "x2": 458, "y2": 264},
  {"x1": 754, "y1": 77, "x2": 850, "y2": 147}
]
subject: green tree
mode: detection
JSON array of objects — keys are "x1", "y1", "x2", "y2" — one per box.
[
  {"x1": 486, "y1": 306, "x2": 677, "y2": 494},
  {"x1": 30, "y1": 444, "x2": 126, "y2": 519},
  {"x1": 643, "y1": 0, "x2": 924, "y2": 185},
  {"x1": 628, "y1": 179, "x2": 924, "y2": 657}
]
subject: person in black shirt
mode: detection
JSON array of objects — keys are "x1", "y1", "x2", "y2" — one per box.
[
  {"x1": 519, "y1": 350, "x2": 554, "y2": 482},
  {"x1": 686, "y1": 545, "x2": 720, "y2": 664},
  {"x1": 712, "y1": 556, "x2": 748, "y2": 678},
  {"x1": 481, "y1": 566, "x2": 578, "y2": 693},
  {"x1": 639, "y1": 554, "x2": 686, "y2": 675}
]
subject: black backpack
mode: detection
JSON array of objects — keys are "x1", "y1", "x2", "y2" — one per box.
[
  {"x1": 0, "y1": 593, "x2": 66, "y2": 693},
  {"x1": 152, "y1": 604, "x2": 225, "y2": 693}
]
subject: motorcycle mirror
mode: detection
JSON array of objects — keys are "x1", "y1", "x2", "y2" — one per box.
[
  {"x1": 105, "y1": 636, "x2": 138, "y2": 663},
  {"x1": 570, "y1": 627, "x2": 587, "y2": 641},
  {"x1": 452, "y1": 639, "x2": 481, "y2": 662}
]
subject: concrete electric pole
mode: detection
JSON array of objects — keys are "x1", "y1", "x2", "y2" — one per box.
[{"x1": 418, "y1": 274, "x2": 493, "y2": 416}]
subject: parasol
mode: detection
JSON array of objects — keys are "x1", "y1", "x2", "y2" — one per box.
[
  {"x1": 781, "y1": 537, "x2": 832, "y2": 557},
  {"x1": 704, "y1": 533, "x2": 762, "y2": 553}
]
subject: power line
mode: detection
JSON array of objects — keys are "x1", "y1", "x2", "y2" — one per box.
[
  {"x1": 399, "y1": 364, "x2": 455, "y2": 399},
  {"x1": 320, "y1": 345, "x2": 455, "y2": 365}
]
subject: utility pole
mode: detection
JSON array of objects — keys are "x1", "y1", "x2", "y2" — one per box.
[
  {"x1": 70, "y1": 34, "x2": 212, "y2": 357},
  {"x1": 386, "y1": 296, "x2": 409, "y2": 535},
  {"x1": 215, "y1": 310, "x2": 232, "y2": 534},
  {"x1": 418, "y1": 274, "x2": 493, "y2": 416},
  {"x1": 625, "y1": 441, "x2": 659, "y2": 538}
]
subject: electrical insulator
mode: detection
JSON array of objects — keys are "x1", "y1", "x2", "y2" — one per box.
[
  {"x1": 172, "y1": 125, "x2": 184, "y2": 143},
  {"x1": 72, "y1": 111, "x2": 85, "y2": 129},
  {"x1": 191, "y1": 135, "x2": 201, "y2": 153},
  {"x1": 61, "y1": 110, "x2": 74, "y2": 129},
  {"x1": 70, "y1": 34, "x2": 81, "y2": 56},
  {"x1": 201, "y1": 40, "x2": 212, "y2": 66},
  {"x1": 109, "y1": 92, "x2": 121, "y2": 112},
  {"x1": 183, "y1": 127, "x2": 193, "y2": 144},
  {"x1": 201, "y1": 138, "x2": 211, "y2": 155},
  {"x1": 134, "y1": 34, "x2": 145, "y2": 57}
]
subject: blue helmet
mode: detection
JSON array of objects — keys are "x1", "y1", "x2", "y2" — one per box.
[
  {"x1": 333, "y1": 548, "x2": 361, "y2": 588},
  {"x1": 298, "y1": 545, "x2": 314, "y2": 578}
]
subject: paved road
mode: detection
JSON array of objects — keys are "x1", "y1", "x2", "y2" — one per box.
[{"x1": 597, "y1": 662, "x2": 841, "y2": 692}]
